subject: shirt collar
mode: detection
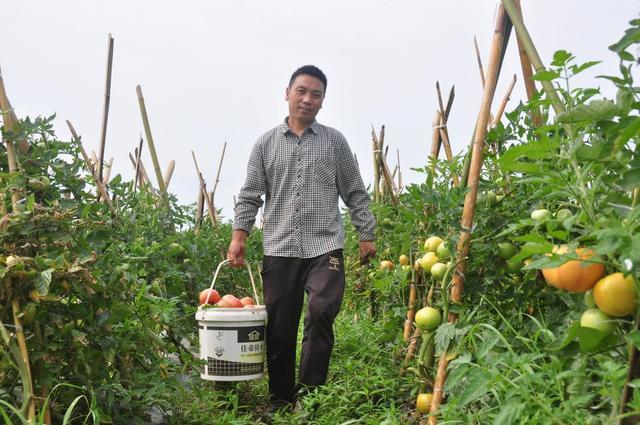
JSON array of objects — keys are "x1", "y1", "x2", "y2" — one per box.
[{"x1": 280, "y1": 117, "x2": 320, "y2": 135}]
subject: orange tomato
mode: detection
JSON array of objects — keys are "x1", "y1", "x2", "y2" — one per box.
[
  {"x1": 542, "y1": 246, "x2": 604, "y2": 292},
  {"x1": 593, "y1": 273, "x2": 638, "y2": 317}
]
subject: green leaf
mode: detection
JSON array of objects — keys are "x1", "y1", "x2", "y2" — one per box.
[
  {"x1": 551, "y1": 50, "x2": 573, "y2": 67},
  {"x1": 498, "y1": 138, "x2": 561, "y2": 173},
  {"x1": 570, "y1": 61, "x2": 601, "y2": 76},
  {"x1": 532, "y1": 69, "x2": 561, "y2": 81},
  {"x1": 493, "y1": 403, "x2": 524, "y2": 425},
  {"x1": 609, "y1": 26, "x2": 640, "y2": 54},
  {"x1": 556, "y1": 100, "x2": 621, "y2": 123},
  {"x1": 575, "y1": 138, "x2": 615, "y2": 161},
  {"x1": 613, "y1": 116, "x2": 640, "y2": 153},
  {"x1": 627, "y1": 330, "x2": 640, "y2": 350},
  {"x1": 617, "y1": 88, "x2": 635, "y2": 111},
  {"x1": 620, "y1": 167, "x2": 640, "y2": 190},
  {"x1": 434, "y1": 322, "x2": 455, "y2": 355},
  {"x1": 35, "y1": 269, "x2": 53, "y2": 296},
  {"x1": 26, "y1": 194, "x2": 35, "y2": 211},
  {"x1": 457, "y1": 368, "x2": 492, "y2": 406}
]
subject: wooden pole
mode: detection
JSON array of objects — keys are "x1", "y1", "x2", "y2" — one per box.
[
  {"x1": 191, "y1": 151, "x2": 218, "y2": 226},
  {"x1": 0, "y1": 66, "x2": 29, "y2": 154},
  {"x1": 372, "y1": 126, "x2": 399, "y2": 203},
  {"x1": 473, "y1": 36, "x2": 486, "y2": 88},
  {"x1": 396, "y1": 148, "x2": 402, "y2": 190},
  {"x1": 195, "y1": 183, "x2": 204, "y2": 233},
  {"x1": 513, "y1": 0, "x2": 543, "y2": 126},
  {"x1": 66, "y1": 121, "x2": 115, "y2": 212},
  {"x1": 427, "y1": 110, "x2": 442, "y2": 188},
  {"x1": 136, "y1": 85, "x2": 167, "y2": 194},
  {"x1": 490, "y1": 74, "x2": 518, "y2": 128},
  {"x1": 97, "y1": 34, "x2": 114, "y2": 183},
  {"x1": 429, "y1": 5, "x2": 512, "y2": 423},
  {"x1": 1, "y1": 68, "x2": 35, "y2": 421},
  {"x1": 128, "y1": 152, "x2": 152, "y2": 187},
  {"x1": 210, "y1": 142, "x2": 227, "y2": 203},
  {"x1": 103, "y1": 158, "x2": 114, "y2": 185},
  {"x1": 163, "y1": 160, "x2": 175, "y2": 189},
  {"x1": 133, "y1": 136, "x2": 143, "y2": 191},
  {"x1": 436, "y1": 83, "x2": 459, "y2": 187},
  {"x1": 371, "y1": 126, "x2": 380, "y2": 203},
  {"x1": 502, "y1": 0, "x2": 565, "y2": 115}
]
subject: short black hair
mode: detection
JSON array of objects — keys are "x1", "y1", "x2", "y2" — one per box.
[{"x1": 289, "y1": 65, "x2": 327, "y2": 93}]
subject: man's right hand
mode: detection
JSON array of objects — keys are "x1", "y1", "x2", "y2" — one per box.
[{"x1": 227, "y1": 230, "x2": 248, "y2": 268}]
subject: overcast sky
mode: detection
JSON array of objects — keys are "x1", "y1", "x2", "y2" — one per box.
[{"x1": 2, "y1": 1, "x2": 638, "y2": 221}]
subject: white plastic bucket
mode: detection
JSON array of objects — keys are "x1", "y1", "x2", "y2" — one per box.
[
  {"x1": 195, "y1": 260, "x2": 267, "y2": 381},
  {"x1": 196, "y1": 306, "x2": 267, "y2": 381}
]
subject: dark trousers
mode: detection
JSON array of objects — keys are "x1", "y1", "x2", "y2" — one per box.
[{"x1": 261, "y1": 249, "x2": 345, "y2": 402}]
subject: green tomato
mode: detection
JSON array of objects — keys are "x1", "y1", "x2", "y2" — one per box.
[
  {"x1": 430, "y1": 262, "x2": 447, "y2": 280},
  {"x1": 531, "y1": 209, "x2": 551, "y2": 221},
  {"x1": 497, "y1": 242, "x2": 517, "y2": 260},
  {"x1": 415, "y1": 307, "x2": 441, "y2": 331},
  {"x1": 555, "y1": 208, "x2": 573, "y2": 222},
  {"x1": 505, "y1": 259, "x2": 522, "y2": 274},
  {"x1": 436, "y1": 242, "x2": 451, "y2": 260},
  {"x1": 580, "y1": 308, "x2": 615, "y2": 334},
  {"x1": 584, "y1": 290, "x2": 596, "y2": 308}
]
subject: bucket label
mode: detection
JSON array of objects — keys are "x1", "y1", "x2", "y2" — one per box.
[{"x1": 200, "y1": 325, "x2": 265, "y2": 364}]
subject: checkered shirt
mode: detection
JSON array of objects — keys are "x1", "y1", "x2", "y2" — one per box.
[{"x1": 233, "y1": 119, "x2": 376, "y2": 258}]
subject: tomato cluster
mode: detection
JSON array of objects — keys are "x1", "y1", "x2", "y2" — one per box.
[{"x1": 198, "y1": 289, "x2": 255, "y2": 308}]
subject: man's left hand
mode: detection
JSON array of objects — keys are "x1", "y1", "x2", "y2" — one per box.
[{"x1": 359, "y1": 241, "x2": 376, "y2": 265}]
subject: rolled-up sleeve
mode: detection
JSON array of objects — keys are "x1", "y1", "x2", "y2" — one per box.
[
  {"x1": 335, "y1": 138, "x2": 376, "y2": 241},
  {"x1": 233, "y1": 141, "x2": 266, "y2": 234}
]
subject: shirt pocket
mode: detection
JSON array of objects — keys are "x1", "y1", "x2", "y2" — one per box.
[{"x1": 313, "y1": 159, "x2": 335, "y2": 186}]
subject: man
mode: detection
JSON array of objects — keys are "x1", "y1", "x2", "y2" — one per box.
[{"x1": 227, "y1": 65, "x2": 376, "y2": 412}]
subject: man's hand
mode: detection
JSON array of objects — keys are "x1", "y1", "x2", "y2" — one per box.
[
  {"x1": 227, "y1": 230, "x2": 248, "y2": 268},
  {"x1": 359, "y1": 241, "x2": 376, "y2": 265}
]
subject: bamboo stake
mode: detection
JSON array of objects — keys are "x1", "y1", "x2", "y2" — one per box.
[
  {"x1": 211, "y1": 141, "x2": 227, "y2": 203},
  {"x1": 473, "y1": 36, "x2": 486, "y2": 88},
  {"x1": 163, "y1": 160, "x2": 175, "y2": 189},
  {"x1": 103, "y1": 158, "x2": 114, "y2": 185},
  {"x1": 133, "y1": 136, "x2": 143, "y2": 192},
  {"x1": 372, "y1": 126, "x2": 398, "y2": 203},
  {"x1": 0, "y1": 66, "x2": 22, "y2": 207},
  {"x1": 426, "y1": 111, "x2": 442, "y2": 188},
  {"x1": 514, "y1": 0, "x2": 543, "y2": 126},
  {"x1": 136, "y1": 85, "x2": 167, "y2": 194},
  {"x1": 97, "y1": 34, "x2": 114, "y2": 183},
  {"x1": 90, "y1": 151, "x2": 98, "y2": 173},
  {"x1": 371, "y1": 127, "x2": 380, "y2": 203},
  {"x1": 194, "y1": 184, "x2": 204, "y2": 233},
  {"x1": 191, "y1": 151, "x2": 218, "y2": 227},
  {"x1": 396, "y1": 149, "x2": 402, "y2": 190},
  {"x1": 67, "y1": 122, "x2": 116, "y2": 213},
  {"x1": 436, "y1": 83, "x2": 459, "y2": 187},
  {"x1": 429, "y1": 5, "x2": 512, "y2": 423},
  {"x1": 490, "y1": 74, "x2": 518, "y2": 128},
  {"x1": 0, "y1": 66, "x2": 28, "y2": 154},
  {"x1": 128, "y1": 152, "x2": 152, "y2": 187},
  {"x1": 2, "y1": 68, "x2": 35, "y2": 421},
  {"x1": 502, "y1": 0, "x2": 565, "y2": 115},
  {"x1": 404, "y1": 282, "x2": 417, "y2": 340}
]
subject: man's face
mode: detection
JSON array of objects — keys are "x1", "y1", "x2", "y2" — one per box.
[{"x1": 285, "y1": 74, "x2": 325, "y2": 124}]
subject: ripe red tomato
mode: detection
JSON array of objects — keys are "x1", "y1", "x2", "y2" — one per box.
[
  {"x1": 198, "y1": 289, "x2": 220, "y2": 305},
  {"x1": 218, "y1": 294, "x2": 242, "y2": 308},
  {"x1": 240, "y1": 297, "x2": 255, "y2": 307}
]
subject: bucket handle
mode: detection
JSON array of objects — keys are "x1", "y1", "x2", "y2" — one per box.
[{"x1": 207, "y1": 260, "x2": 262, "y2": 306}]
